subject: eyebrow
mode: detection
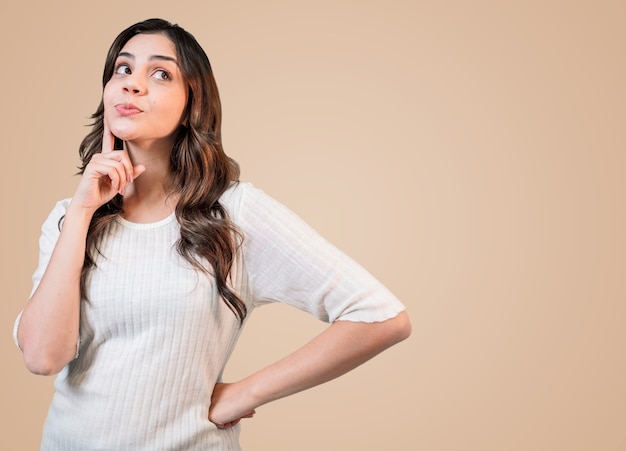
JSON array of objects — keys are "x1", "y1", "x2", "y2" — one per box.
[{"x1": 117, "y1": 51, "x2": 179, "y2": 66}]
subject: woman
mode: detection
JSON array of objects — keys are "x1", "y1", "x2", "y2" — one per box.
[{"x1": 14, "y1": 18, "x2": 410, "y2": 450}]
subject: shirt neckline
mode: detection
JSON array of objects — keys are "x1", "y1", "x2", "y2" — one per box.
[{"x1": 115, "y1": 211, "x2": 177, "y2": 230}]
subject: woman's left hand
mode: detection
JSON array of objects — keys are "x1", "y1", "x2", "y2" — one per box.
[
  {"x1": 209, "y1": 313, "x2": 411, "y2": 429},
  {"x1": 209, "y1": 382, "x2": 256, "y2": 429}
]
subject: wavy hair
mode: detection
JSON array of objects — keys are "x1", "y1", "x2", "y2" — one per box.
[{"x1": 77, "y1": 18, "x2": 246, "y2": 323}]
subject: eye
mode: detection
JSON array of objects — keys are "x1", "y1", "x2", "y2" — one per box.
[
  {"x1": 114, "y1": 64, "x2": 131, "y2": 75},
  {"x1": 153, "y1": 69, "x2": 171, "y2": 81}
]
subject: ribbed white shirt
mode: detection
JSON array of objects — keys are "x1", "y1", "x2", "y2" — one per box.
[{"x1": 15, "y1": 182, "x2": 405, "y2": 450}]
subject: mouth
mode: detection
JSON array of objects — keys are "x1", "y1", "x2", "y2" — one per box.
[{"x1": 114, "y1": 103, "x2": 143, "y2": 117}]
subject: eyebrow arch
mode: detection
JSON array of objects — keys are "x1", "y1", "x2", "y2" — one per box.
[{"x1": 117, "y1": 52, "x2": 179, "y2": 66}]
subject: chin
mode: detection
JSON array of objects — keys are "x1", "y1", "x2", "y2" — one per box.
[
  {"x1": 112, "y1": 132, "x2": 135, "y2": 141},
  {"x1": 108, "y1": 126, "x2": 137, "y2": 141},
  {"x1": 105, "y1": 117, "x2": 135, "y2": 140}
]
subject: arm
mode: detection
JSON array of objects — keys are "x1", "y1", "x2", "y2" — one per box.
[
  {"x1": 209, "y1": 184, "x2": 410, "y2": 427},
  {"x1": 16, "y1": 126, "x2": 143, "y2": 375},
  {"x1": 209, "y1": 311, "x2": 411, "y2": 427},
  {"x1": 18, "y1": 204, "x2": 93, "y2": 375}
]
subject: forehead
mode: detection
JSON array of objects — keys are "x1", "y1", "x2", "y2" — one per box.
[{"x1": 119, "y1": 33, "x2": 178, "y2": 59}]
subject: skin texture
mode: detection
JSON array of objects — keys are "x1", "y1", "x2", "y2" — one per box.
[{"x1": 17, "y1": 32, "x2": 411, "y2": 430}]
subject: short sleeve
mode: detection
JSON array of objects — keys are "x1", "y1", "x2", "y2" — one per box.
[
  {"x1": 235, "y1": 184, "x2": 405, "y2": 323},
  {"x1": 13, "y1": 199, "x2": 75, "y2": 353}
]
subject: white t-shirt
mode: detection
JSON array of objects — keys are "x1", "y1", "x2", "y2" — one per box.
[{"x1": 16, "y1": 182, "x2": 405, "y2": 450}]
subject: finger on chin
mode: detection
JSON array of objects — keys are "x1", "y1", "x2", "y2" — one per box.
[{"x1": 102, "y1": 122, "x2": 115, "y2": 154}]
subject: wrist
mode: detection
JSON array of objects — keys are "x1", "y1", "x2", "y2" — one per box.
[
  {"x1": 237, "y1": 372, "x2": 275, "y2": 410},
  {"x1": 66, "y1": 199, "x2": 98, "y2": 223}
]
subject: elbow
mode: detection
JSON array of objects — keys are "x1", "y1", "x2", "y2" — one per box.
[
  {"x1": 15, "y1": 315, "x2": 76, "y2": 376},
  {"x1": 22, "y1": 347, "x2": 68, "y2": 376},
  {"x1": 358, "y1": 311, "x2": 411, "y2": 356},
  {"x1": 20, "y1": 340, "x2": 73, "y2": 376},
  {"x1": 25, "y1": 362, "x2": 61, "y2": 377},
  {"x1": 22, "y1": 351, "x2": 68, "y2": 376},
  {"x1": 388, "y1": 310, "x2": 412, "y2": 345},
  {"x1": 362, "y1": 311, "x2": 411, "y2": 352}
]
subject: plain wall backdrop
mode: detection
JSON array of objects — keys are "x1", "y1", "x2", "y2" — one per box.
[{"x1": 1, "y1": 1, "x2": 625, "y2": 450}]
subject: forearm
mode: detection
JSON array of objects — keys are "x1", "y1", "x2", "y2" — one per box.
[
  {"x1": 211, "y1": 311, "x2": 411, "y2": 425},
  {"x1": 249, "y1": 311, "x2": 410, "y2": 404},
  {"x1": 18, "y1": 202, "x2": 95, "y2": 375}
]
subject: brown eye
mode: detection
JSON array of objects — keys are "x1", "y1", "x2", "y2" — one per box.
[
  {"x1": 154, "y1": 70, "x2": 171, "y2": 81},
  {"x1": 115, "y1": 64, "x2": 131, "y2": 75}
]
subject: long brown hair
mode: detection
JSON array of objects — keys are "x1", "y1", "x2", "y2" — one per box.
[{"x1": 77, "y1": 18, "x2": 246, "y2": 323}]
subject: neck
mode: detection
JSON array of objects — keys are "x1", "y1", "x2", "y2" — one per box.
[{"x1": 121, "y1": 139, "x2": 179, "y2": 223}]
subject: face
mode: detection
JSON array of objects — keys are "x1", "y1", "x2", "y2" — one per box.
[{"x1": 103, "y1": 33, "x2": 188, "y2": 147}]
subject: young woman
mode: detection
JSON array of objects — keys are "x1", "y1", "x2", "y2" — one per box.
[{"x1": 14, "y1": 18, "x2": 411, "y2": 450}]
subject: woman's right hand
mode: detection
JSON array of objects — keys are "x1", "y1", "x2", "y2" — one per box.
[
  {"x1": 17, "y1": 121, "x2": 145, "y2": 375},
  {"x1": 72, "y1": 123, "x2": 145, "y2": 212}
]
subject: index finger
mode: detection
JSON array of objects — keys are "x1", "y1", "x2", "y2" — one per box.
[{"x1": 102, "y1": 122, "x2": 115, "y2": 154}]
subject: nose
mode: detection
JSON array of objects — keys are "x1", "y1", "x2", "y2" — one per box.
[{"x1": 123, "y1": 74, "x2": 146, "y2": 95}]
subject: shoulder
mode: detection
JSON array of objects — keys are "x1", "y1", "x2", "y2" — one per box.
[
  {"x1": 219, "y1": 180, "x2": 301, "y2": 225},
  {"x1": 219, "y1": 180, "x2": 253, "y2": 209},
  {"x1": 219, "y1": 181, "x2": 274, "y2": 223}
]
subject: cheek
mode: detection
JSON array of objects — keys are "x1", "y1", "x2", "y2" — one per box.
[
  {"x1": 157, "y1": 95, "x2": 188, "y2": 123},
  {"x1": 176, "y1": 99, "x2": 188, "y2": 121},
  {"x1": 102, "y1": 84, "x2": 115, "y2": 114},
  {"x1": 102, "y1": 81, "x2": 113, "y2": 101},
  {"x1": 169, "y1": 84, "x2": 189, "y2": 121}
]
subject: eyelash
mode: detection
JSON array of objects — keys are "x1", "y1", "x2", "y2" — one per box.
[{"x1": 113, "y1": 63, "x2": 172, "y2": 81}]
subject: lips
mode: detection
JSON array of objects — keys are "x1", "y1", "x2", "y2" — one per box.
[{"x1": 115, "y1": 103, "x2": 143, "y2": 117}]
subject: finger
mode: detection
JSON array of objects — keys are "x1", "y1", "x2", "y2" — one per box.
[
  {"x1": 96, "y1": 149, "x2": 135, "y2": 185},
  {"x1": 217, "y1": 411, "x2": 256, "y2": 429},
  {"x1": 116, "y1": 148, "x2": 135, "y2": 183},
  {"x1": 102, "y1": 121, "x2": 115, "y2": 154},
  {"x1": 89, "y1": 155, "x2": 128, "y2": 192},
  {"x1": 102, "y1": 163, "x2": 125, "y2": 192},
  {"x1": 118, "y1": 140, "x2": 140, "y2": 183},
  {"x1": 217, "y1": 419, "x2": 240, "y2": 429}
]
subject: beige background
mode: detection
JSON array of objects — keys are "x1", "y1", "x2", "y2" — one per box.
[{"x1": 1, "y1": 0, "x2": 625, "y2": 450}]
